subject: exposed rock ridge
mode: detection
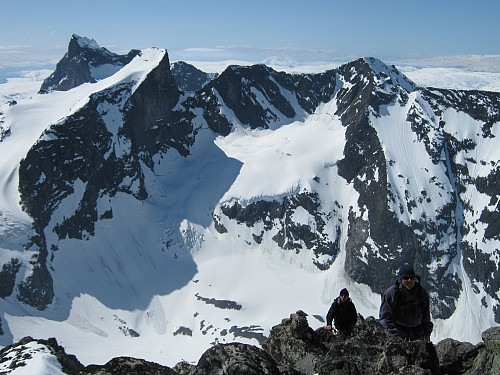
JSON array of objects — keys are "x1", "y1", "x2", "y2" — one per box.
[{"x1": 1, "y1": 312, "x2": 499, "y2": 374}]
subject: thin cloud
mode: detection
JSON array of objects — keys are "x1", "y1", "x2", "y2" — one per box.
[
  {"x1": 395, "y1": 55, "x2": 500, "y2": 73},
  {"x1": 172, "y1": 45, "x2": 357, "y2": 64},
  {"x1": 0, "y1": 45, "x2": 63, "y2": 70}
]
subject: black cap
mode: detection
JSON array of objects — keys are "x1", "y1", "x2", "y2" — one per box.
[
  {"x1": 340, "y1": 288, "x2": 349, "y2": 297},
  {"x1": 398, "y1": 263, "x2": 416, "y2": 279}
]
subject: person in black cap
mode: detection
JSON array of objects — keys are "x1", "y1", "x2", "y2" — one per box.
[
  {"x1": 379, "y1": 263, "x2": 433, "y2": 341},
  {"x1": 326, "y1": 288, "x2": 357, "y2": 337}
]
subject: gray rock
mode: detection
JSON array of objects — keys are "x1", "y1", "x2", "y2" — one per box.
[
  {"x1": 80, "y1": 356, "x2": 177, "y2": 375},
  {"x1": 436, "y1": 338, "x2": 478, "y2": 374},
  {"x1": 264, "y1": 311, "x2": 440, "y2": 375},
  {"x1": 192, "y1": 342, "x2": 280, "y2": 375},
  {"x1": 262, "y1": 310, "x2": 327, "y2": 374},
  {"x1": 464, "y1": 326, "x2": 500, "y2": 375},
  {"x1": 172, "y1": 361, "x2": 196, "y2": 375}
]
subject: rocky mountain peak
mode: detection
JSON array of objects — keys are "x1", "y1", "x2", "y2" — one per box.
[
  {"x1": 363, "y1": 56, "x2": 416, "y2": 92},
  {"x1": 67, "y1": 34, "x2": 105, "y2": 57},
  {"x1": 170, "y1": 61, "x2": 218, "y2": 92},
  {"x1": 39, "y1": 34, "x2": 140, "y2": 93}
]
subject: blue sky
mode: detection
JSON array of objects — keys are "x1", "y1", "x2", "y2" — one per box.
[{"x1": 1, "y1": 0, "x2": 500, "y2": 72}]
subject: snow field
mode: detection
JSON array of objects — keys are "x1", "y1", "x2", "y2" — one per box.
[{"x1": 0, "y1": 54, "x2": 499, "y2": 369}]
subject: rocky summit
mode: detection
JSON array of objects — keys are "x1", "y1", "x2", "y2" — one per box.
[
  {"x1": 0, "y1": 312, "x2": 499, "y2": 374},
  {"x1": 38, "y1": 34, "x2": 140, "y2": 93}
]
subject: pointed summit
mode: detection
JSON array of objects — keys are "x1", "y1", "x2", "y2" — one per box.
[
  {"x1": 363, "y1": 56, "x2": 416, "y2": 92},
  {"x1": 39, "y1": 34, "x2": 140, "y2": 93}
]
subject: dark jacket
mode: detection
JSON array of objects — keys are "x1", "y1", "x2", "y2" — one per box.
[
  {"x1": 379, "y1": 280, "x2": 433, "y2": 339},
  {"x1": 326, "y1": 297, "x2": 357, "y2": 330}
]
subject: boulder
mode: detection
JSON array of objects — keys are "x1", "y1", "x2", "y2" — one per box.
[
  {"x1": 464, "y1": 326, "x2": 500, "y2": 375},
  {"x1": 80, "y1": 356, "x2": 177, "y2": 375},
  {"x1": 436, "y1": 338, "x2": 478, "y2": 373},
  {"x1": 190, "y1": 342, "x2": 280, "y2": 375}
]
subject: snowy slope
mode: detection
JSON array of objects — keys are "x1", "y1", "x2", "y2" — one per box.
[
  {"x1": 370, "y1": 90, "x2": 499, "y2": 343},
  {"x1": 0, "y1": 340, "x2": 67, "y2": 374},
  {"x1": 0, "y1": 48, "x2": 498, "y2": 371}
]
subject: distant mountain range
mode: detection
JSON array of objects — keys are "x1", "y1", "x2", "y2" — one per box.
[{"x1": 0, "y1": 34, "x2": 498, "y2": 367}]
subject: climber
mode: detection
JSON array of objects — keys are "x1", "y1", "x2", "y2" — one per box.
[
  {"x1": 326, "y1": 288, "x2": 358, "y2": 337},
  {"x1": 379, "y1": 263, "x2": 433, "y2": 341}
]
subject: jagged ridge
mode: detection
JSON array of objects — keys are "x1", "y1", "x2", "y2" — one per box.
[{"x1": 1, "y1": 312, "x2": 498, "y2": 374}]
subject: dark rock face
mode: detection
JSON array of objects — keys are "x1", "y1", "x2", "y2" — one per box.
[
  {"x1": 17, "y1": 49, "x2": 182, "y2": 310},
  {"x1": 39, "y1": 34, "x2": 139, "y2": 93},
  {"x1": 201, "y1": 63, "x2": 338, "y2": 131},
  {"x1": 170, "y1": 61, "x2": 218, "y2": 92},
  {"x1": 414, "y1": 88, "x2": 500, "y2": 320},
  {"x1": 434, "y1": 326, "x2": 500, "y2": 375},
  {"x1": 332, "y1": 59, "x2": 442, "y2": 305},
  {"x1": 218, "y1": 192, "x2": 342, "y2": 270},
  {"x1": 0, "y1": 258, "x2": 20, "y2": 298}
]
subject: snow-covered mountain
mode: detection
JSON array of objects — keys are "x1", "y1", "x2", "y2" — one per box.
[{"x1": 0, "y1": 35, "x2": 498, "y2": 367}]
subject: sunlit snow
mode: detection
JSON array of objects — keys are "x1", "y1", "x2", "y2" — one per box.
[{"x1": 0, "y1": 54, "x2": 498, "y2": 370}]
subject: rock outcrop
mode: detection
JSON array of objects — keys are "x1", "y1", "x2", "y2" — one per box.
[
  {"x1": 1, "y1": 312, "x2": 498, "y2": 374},
  {"x1": 170, "y1": 61, "x2": 218, "y2": 92}
]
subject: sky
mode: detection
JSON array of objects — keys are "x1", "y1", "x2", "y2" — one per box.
[{"x1": 1, "y1": 0, "x2": 500, "y2": 75}]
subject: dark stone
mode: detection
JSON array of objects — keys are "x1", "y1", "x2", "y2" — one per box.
[
  {"x1": 173, "y1": 360, "x2": 196, "y2": 374},
  {"x1": 195, "y1": 293, "x2": 243, "y2": 310},
  {"x1": 218, "y1": 192, "x2": 341, "y2": 269},
  {"x1": 192, "y1": 342, "x2": 280, "y2": 375},
  {"x1": 262, "y1": 311, "x2": 328, "y2": 374},
  {"x1": 80, "y1": 356, "x2": 177, "y2": 375},
  {"x1": 436, "y1": 338, "x2": 478, "y2": 374},
  {"x1": 228, "y1": 325, "x2": 267, "y2": 344},
  {"x1": 0, "y1": 258, "x2": 21, "y2": 298},
  {"x1": 264, "y1": 311, "x2": 441, "y2": 375}
]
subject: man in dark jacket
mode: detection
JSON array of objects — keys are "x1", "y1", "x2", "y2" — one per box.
[
  {"x1": 326, "y1": 288, "x2": 357, "y2": 337},
  {"x1": 379, "y1": 263, "x2": 433, "y2": 341}
]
